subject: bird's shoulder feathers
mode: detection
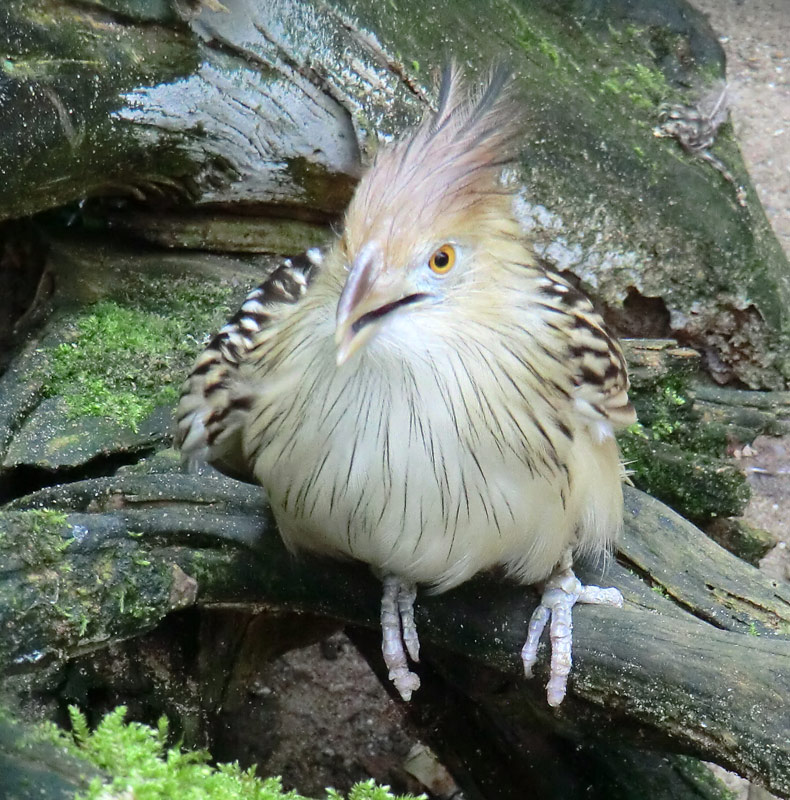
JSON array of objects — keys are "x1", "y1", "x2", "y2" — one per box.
[
  {"x1": 174, "y1": 248, "x2": 323, "y2": 478},
  {"x1": 530, "y1": 269, "x2": 636, "y2": 435}
]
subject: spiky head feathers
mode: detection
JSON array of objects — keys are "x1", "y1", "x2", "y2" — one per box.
[{"x1": 341, "y1": 65, "x2": 525, "y2": 266}]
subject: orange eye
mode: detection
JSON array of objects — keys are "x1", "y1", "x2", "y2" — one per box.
[{"x1": 428, "y1": 244, "x2": 456, "y2": 274}]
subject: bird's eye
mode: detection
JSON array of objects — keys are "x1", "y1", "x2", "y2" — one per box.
[{"x1": 428, "y1": 244, "x2": 456, "y2": 275}]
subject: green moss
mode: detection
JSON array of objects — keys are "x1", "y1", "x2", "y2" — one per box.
[
  {"x1": 589, "y1": 24, "x2": 673, "y2": 106},
  {"x1": 23, "y1": 507, "x2": 68, "y2": 534},
  {"x1": 104, "y1": 546, "x2": 173, "y2": 630},
  {"x1": 599, "y1": 63, "x2": 668, "y2": 109},
  {"x1": 43, "y1": 302, "x2": 178, "y2": 429},
  {"x1": 671, "y1": 756, "x2": 739, "y2": 800},
  {"x1": 617, "y1": 376, "x2": 750, "y2": 521},
  {"x1": 624, "y1": 378, "x2": 702, "y2": 446},
  {"x1": 0, "y1": 508, "x2": 179, "y2": 669},
  {"x1": 2, "y1": 509, "x2": 72, "y2": 566},
  {"x1": 0, "y1": 511, "x2": 94, "y2": 668},
  {"x1": 41, "y1": 276, "x2": 233, "y2": 431},
  {"x1": 506, "y1": 8, "x2": 673, "y2": 114},
  {"x1": 704, "y1": 518, "x2": 774, "y2": 565},
  {"x1": 507, "y1": 3, "x2": 576, "y2": 72},
  {"x1": 45, "y1": 706, "x2": 421, "y2": 800},
  {"x1": 537, "y1": 36, "x2": 560, "y2": 66},
  {"x1": 619, "y1": 433, "x2": 749, "y2": 522}
]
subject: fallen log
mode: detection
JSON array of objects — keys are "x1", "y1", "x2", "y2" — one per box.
[{"x1": 2, "y1": 469, "x2": 788, "y2": 797}]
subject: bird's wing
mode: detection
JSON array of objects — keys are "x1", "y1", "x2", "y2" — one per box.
[
  {"x1": 537, "y1": 270, "x2": 636, "y2": 436},
  {"x1": 175, "y1": 248, "x2": 323, "y2": 479}
]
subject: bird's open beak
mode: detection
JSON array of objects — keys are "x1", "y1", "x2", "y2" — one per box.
[{"x1": 335, "y1": 244, "x2": 428, "y2": 366}]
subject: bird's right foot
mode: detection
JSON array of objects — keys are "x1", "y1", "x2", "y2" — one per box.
[{"x1": 380, "y1": 575, "x2": 421, "y2": 700}]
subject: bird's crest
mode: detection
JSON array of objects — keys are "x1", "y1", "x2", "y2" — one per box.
[{"x1": 342, "y1": 64, "x2": 525, "y2": 256}]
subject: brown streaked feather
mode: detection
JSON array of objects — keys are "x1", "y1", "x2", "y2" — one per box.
[
  {"x1": 175, "y1": 249, "x2": 323, "y2": 479},
  {"x1": 175, "y1": 65, "x2": 634, "y2": 598},
  {"x1": 534, "y1": 270, "x2": 636, "y2": 430}
]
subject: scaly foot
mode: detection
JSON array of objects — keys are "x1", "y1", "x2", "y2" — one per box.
[
  {"x1": 381, "y1": 575, "x2": 421, "y2": 700},
  {"x1": 521, "y1": 550, "x2": 623, "y2": 706}
]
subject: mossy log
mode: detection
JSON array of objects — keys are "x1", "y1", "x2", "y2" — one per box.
[
  {"x1": 1, "y1": 470, "x2": 789, "y2": 798},
  {"x1": 2, "y1": 0, "x2": 790, "y2": 388}
]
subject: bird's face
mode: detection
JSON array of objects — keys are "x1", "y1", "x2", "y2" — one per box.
[
  {"x1": 334, "y1": 235, "x2": 464, "y2": 365},
  {"x1": 330, "y1": 66, "x2": 525, "y2": 366}
]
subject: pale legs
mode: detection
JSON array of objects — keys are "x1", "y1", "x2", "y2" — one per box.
[
  {"x1": 521, "y1": 548, "x2": 624, "y2": 706},
  {"x1": 380, "y1": 552, "x2": 623, "y2": 705},
  {"x1": 381, "y1": 575, "x2": 421, "y2": 700}
]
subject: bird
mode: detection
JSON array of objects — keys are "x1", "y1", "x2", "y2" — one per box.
[{"x1": 175, "y1": 64, "x2": 635, "y2": 707}]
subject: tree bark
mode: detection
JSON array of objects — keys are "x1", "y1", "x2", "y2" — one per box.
[{"x1": 3, "y1": 1, "x2": 790, "y2": 797}]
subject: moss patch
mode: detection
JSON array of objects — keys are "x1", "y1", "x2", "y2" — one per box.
[
  {"x1": 704, "y1": 517, "x2": 774, "y2": 566},
  {"x1": 617, "y1": 377, "x2": 750, "y2": 521},
  {"x1": 0, "y1": 508, "x2": 71, "y2": 566},
  {"x1": 41, "y1": 276, "x2": 233, "y2": 431},
  {"x1": 599, "y1": 61, "x2": 669, "y2": 110},
  {"x1": 671, "y1": 756, "x2": 739, "y2": 800},
  {"x1": 43, "y1": 706, "x2": 420, "y2": 800},
  {"x1": 619, "y1": 433, "x2": 750, "y2": 521},
  {"x1": 0, "y1": 505, "x2": 179, "y2": 672}
]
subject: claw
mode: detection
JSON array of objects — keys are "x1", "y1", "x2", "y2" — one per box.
[
  {"x1": 397, "y1": 582, "x2": 420, "y2": 662},
  {"x1": 521, "y1": 549, "x2": 623, "y2": 706},
  {"x1": 381, "y1": 575, "x2": 421, "y2": 700}
]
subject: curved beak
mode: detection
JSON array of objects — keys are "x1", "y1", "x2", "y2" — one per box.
[
  {"x1": 335, "y1": 243, "x2": 381, "y2": 365},
  {"x1": 335, "y1": 243, "x2": 429, "y2": 366}
]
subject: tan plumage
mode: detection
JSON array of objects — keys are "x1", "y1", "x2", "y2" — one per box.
[{"x1": 176, "y1": 66, "x2": 635, "y2": 705}]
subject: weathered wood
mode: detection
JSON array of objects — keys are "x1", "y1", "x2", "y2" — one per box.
[
  {"x1": 101, "y1": 211, "x2": 333, "y2": 254},
  {"x1": 348, "y1": 626, "x2": 738, "y2": 800},
  {"x1": 692, "y1": 383, "x2": 790, "y2": 436},
  {"x1": 621, "y1": 339, "x2": 702, "y2": 387},
  {"x1": 2, "y1": 470, "x2": 789, "y2": 797},
  {"x1": 705, "y1": 518, "x2": 775, "y2": 566}
]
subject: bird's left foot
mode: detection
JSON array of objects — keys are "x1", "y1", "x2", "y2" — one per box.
[
  {"x1": 521, "y1": 553, "x2": 623, "y2": 707},
  {"x1": 380, "y1": 575, "x2": 421, "y2": 700}
]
